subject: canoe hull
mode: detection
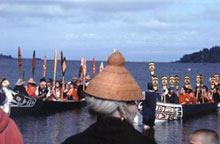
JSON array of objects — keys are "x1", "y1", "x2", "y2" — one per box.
[
  {"x1": 10, "y1": 100, "x2": 85, "y2": 117},
  {"x1": 182, "y1": 103, "x2": 218, "y2": 118}
]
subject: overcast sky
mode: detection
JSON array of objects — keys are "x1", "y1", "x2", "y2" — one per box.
[{"x1": 1, "y1": 0, "x2": 220, "y2": 62}]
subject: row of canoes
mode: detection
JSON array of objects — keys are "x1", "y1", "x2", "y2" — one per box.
[{"x1": 8, "y1": 89, "x2": 220, "y2": 122}]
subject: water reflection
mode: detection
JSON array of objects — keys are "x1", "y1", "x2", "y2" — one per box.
[{"x1": 13, "y1": 107, "x2": 96, "y2": 144}]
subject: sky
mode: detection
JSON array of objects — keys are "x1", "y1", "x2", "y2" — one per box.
[{"x1": 0, "y1": 0, "x2": 220, "y2": 62}]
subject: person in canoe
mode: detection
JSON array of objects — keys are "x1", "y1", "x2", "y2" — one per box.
[
  {"x1": 13, "y1": 78, "x2": 28, "y2": 96},
  {"x1": 201, "y1": 85, "x2": 213, "y2": 103},
  {"x1": 62, "y1": 51, "x2": 156, "y2": 144},
  {"x1": 165, "y1": 87, "x2": 179, "y2": 104},
  {"x1": 65, "y1": 82, "x2": 78, "y2": 101},
  {"x1": 189, "y1": 89, "x2": 197, "y2": 104},
  {"x1": 46, "y1": 78, "x2": 53, "y2": 94},
  {"x1": 50, "y1": 80, "x2": 62, "y2": 101},
  {"x1": 25, "y1": 78, "x2": 37, "y2": 98},
  {"x1": 35, "y1": 78, "x2": 50, "y2": 100},
  {"x1": 179, "y1": 87, "x2": 191, "y2": 104},
  {"x1": 213, "y1": 87, "x2": 220, "y2": 103}
]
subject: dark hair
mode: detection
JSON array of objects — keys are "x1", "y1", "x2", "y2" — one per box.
[
  {"x1": 147, "y1": 83, "x2": 153, "y2": 90},
  {"x1": 0, "y1": 88, "x2": 6, "y2": 106}
]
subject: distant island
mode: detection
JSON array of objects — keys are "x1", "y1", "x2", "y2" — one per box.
[
  {"x1": 178, "y1": 46, "x2": 220, "y2": 63},
  {"x1": 0, "y1": 54, "x2": 14, "y2": 59},
  {"x1": 0, "y1": 53, "x2": 42, "y2": 60}
]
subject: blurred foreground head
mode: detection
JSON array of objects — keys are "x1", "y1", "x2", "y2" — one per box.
[
  {"x1": 85, "y1": 50, "x2": 142, "y2": 123},
  {"x1": 189, "y1": 129, "x2": 219, "y2": 144}
]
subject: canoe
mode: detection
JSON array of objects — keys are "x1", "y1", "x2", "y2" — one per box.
[
  {"x1": 134, "y1": 102, "x2": 220, "y2": 125},
  {"x1": 8, "y1": 89, "x2": 85, "y2": 117},
  {"x1": 155, "y1": 102, "x2": 220, "y2": 121}
]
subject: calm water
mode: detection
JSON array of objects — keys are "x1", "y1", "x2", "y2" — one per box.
[{"x1": 0, "y1": 58, "x2": 220, "y2": 144}]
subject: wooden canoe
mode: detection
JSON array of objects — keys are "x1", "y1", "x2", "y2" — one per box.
[{"x1": 8, "y1": 89, "x2": 85, "y2": 117}]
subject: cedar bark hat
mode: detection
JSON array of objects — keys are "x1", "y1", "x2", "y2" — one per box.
[
  {"x1": 27, "y1": 78, "x2": 36, "y2": 85},
  {"x1": 15, "y1": 78, "x2": 25, "y2": 86},
  {"x1": 85, "y1": 51, "x2": 142, "y2": 101}
]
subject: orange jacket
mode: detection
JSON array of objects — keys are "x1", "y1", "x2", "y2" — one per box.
[
  {"x1": 179, "y1": 94, "x2": 191, "y2": 104},
  {"x1": 72, "y1": 88, "x2": 78, "y2": 102},
  {"x1": 26, "y1": 86, "x2": 37, "y2": 98}
]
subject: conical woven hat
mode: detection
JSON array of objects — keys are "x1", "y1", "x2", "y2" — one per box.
[
  {"x1": 85, "y1": 51, "x2": 142, "y2": 101},
  {"x1": 27, "y1": 78, "x2": 36, "y2": 85},
  {"x1": 15, "y1": 78, "x2": 25, "y2": 86}
]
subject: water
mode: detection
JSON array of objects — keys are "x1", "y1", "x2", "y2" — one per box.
[{"x1": 1, "y1": 58, "x2": 220, "y2": 144}]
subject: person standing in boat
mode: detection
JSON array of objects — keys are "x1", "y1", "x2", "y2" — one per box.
[
  {"x1": 26, "y1": 78, "x2": 37, "y2": 98},
  {"x1": 13, "y1": 78, "x2": 28, "y2": 96},
  {"x1": 35, "y1": 78, "x2": 50, "y2": 100},
  {"x1": 0, "y1": 89, "x2": 24, "y2": 144},
  {"x1": 62, "y1": 51, "x2": 156, "y2": 144},
  {"x1": 165, "y1": 87, "x2": 179, "y2": 104},
  {"x1": 142, "y1": 83, "x2": 157, "y2": 130}
]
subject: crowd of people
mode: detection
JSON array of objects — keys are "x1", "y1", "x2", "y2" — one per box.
[
  {"x1": 12, "y1": 76, "x2": 91, "y2": 101},
  {"x1": 158, "y1": 84, "x2": 220, "y2": 105}
]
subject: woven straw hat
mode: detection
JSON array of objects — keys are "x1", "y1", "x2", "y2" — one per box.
[
  {"x1": 15, "y1": 78, "x2": 25, "y2": 86},
  {"x1": 2, "y1": 80, "x2": 10, "y2": 87},
  {"x1": 27, "y1": 77, "x2": 36, "y2": 85},
  {"x1": 85, "y1": 50, "x2": 142, "y2": 101}
]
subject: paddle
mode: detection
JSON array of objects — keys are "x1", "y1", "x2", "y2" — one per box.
[
  {"x1": 92, "y1": 58, "x2": 96, "y2": 78},
  {"x1": 18, "y1": 47, "x2": 23, "y2": 79},
  {"x1": 60, "y1": 51, "x2": 66, "y2": 101},
  {"x1": 32, "y1": 50, "x2": 36, "y2": 78},
  {"x1": 53, "y1": 49, "x2": 58, "y2": 86},
  {"x1": 82, "y1": 58, "x2": 87, "y2": 91},
  {"x1": 99, "y1": 61, "x2": 104, "y2": 73},
  {"x1": 78, "y1": 65, "x2": 83, "y2": 79},
  {"x1": 43, "y1": 56, "x2": 47, "y2": 78}
]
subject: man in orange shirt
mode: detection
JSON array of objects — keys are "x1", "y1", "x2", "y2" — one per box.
[{"x1": 26, "y1": 78, "x2": 37, "y2": 98}]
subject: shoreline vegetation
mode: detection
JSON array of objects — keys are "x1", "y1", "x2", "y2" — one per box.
[{"x1": 177, "y1": 46, "x2": 220, "y2": 63}]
